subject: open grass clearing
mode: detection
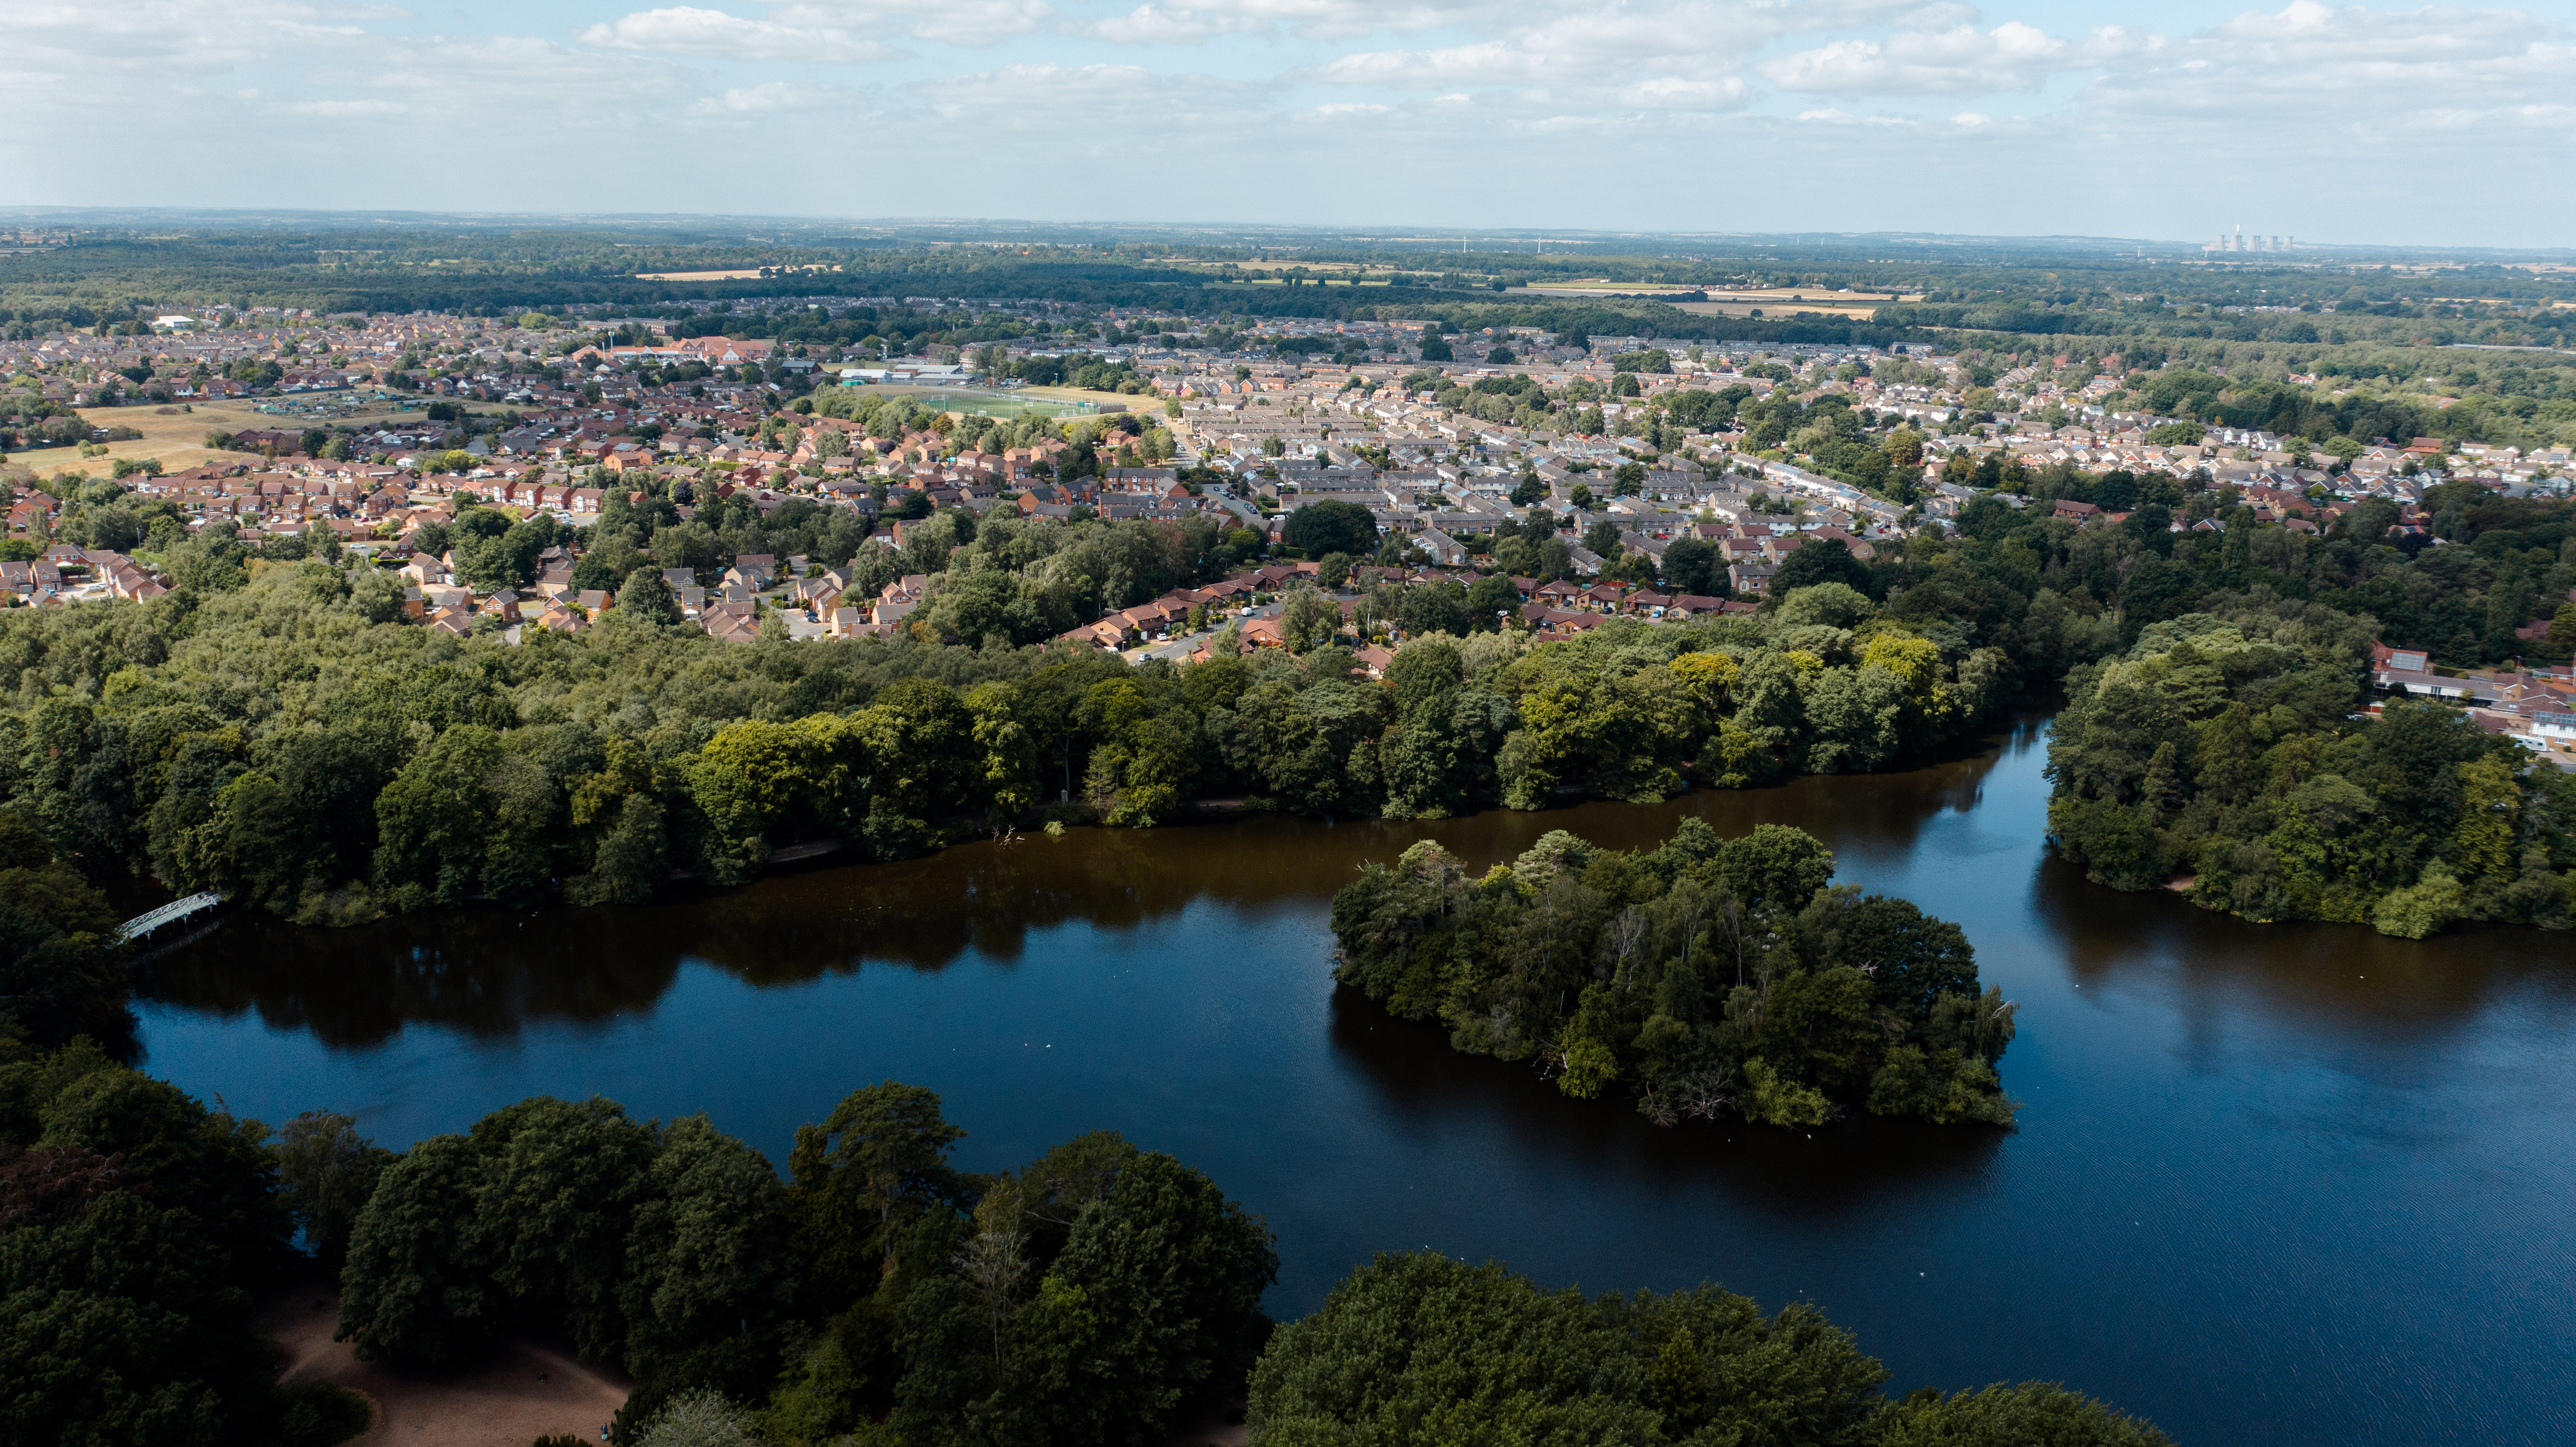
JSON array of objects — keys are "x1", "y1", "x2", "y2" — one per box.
[
  {"x1": 1670, "y1": 300, "x2": 1884, "y2": 321},
  {"x1": 635, "y1": 263, "x2": 843, "y2": 280},
  {"x1": 15, "y1": 394, "x2": 451, "y2": 483}
]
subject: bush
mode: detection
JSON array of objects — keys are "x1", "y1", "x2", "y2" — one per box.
[
  {"x1": 277, "y1": 1379, "x2": 374, "y2": 1446},
  {"x1": 2372, "y1": 866, "x2": 2463, "y2": 938},
  {"x1": 634, "y1": 1390, "x2": 749, "y2": 1447}
]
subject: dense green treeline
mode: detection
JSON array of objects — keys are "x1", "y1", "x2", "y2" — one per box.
[
  {"x1": 9, "y1": 229, "x2": 2574, "y2": 373},
  {"x1": 2047, "y1": 606, "x2": 2576, "y2": 936},
  {"x1": 1253, "y1": 1253, "x2": 2170, "y2": 1447},
  {"x1": 0, "y1": 1043, "x2": 2169, "y2": 1447},
  {"x1": 0, "y1": 503, "x2": 2089, "y2": 934},
  {"x1": 1875, "y1": 298, "x2": 2572, "y2": 349},
  {"x1": 0, "y1": 809, "x2": 132, "y2": 1051},
  {"x1": 0, "y1": 1039, "x2": 373, "y2": 1447},
  {"x1": 1941, "y1": 345, "x2": 2576, "y2": 454},
  {"x1": 8, "y1": 228, "x2": 2569, "y2": 324},
  {"x1": 1899, "y1": 478, "x2": 2576, "y2": 936},
  {"x1": 1938, "y1": 475, "x2": 2576, "y2": 668},
  {"x1": 1332, "y1": 821, "x2": 2016, "y2": 1128},
  {"x1": 3, "y1": 464, "x2": 2564, "y2": 961},
  {"x1": 333, "y1": 1081, "x2": 1277, "y2": 1446}
]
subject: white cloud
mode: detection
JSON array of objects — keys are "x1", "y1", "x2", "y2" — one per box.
[
  {"x1": 2209, "y1": 0, "x2": 2545, "y2": 63},
  {"x1": 1619, "y1": 74, "x2": 1749, "y2": 110},
  {"x1": 4, "y1": 0, "x2": 2576, "y2": 243},
  {"x1": 786, "y1": 0, "x2": 1054, "y2": 46},
  {"x1": 1308, "y1": 39, "x2": 1559, "y2": 88},
  {"x1": 283, "y1": 98, "x2": 405, "y2": 115},
  {"x1": 1065, "y1": 0, "x2": 1477, "y2": 43},
  {"x1": 1300, "y1": 0, "x2": 1930, "y2": 99},
  {"x1": 581, "y1": 7, "x2": 896, "y2": 63},
  {"x1": 917, "y1": 61, "x2": 1262, "y2": 133},
  {"x1": 2082, "y1": 2, "x2": 2569, "y2": 130},
  {"x1": 0, "y1": 0, "x2": 370, "y2": 72},
  {"x1": 1764, "y1": 22, "x2": 2156, "y2": 95},
  {"x1": 686, "y1": 80, "x2": 859, "y2": 114},
  {"x1": 1793, "y1": 105, "x2": 1916, "y2": 125},
  {"x1": 583, "y1": 0, "x2": 1050, "y2": 55}
]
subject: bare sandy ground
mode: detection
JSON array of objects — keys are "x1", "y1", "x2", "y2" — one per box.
[{"x1": 258, "y1": 1283, "x2": 632, "y2": 1447}]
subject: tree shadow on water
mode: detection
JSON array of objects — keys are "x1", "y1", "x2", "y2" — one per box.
[
  {"x1": 1322, "y1": 986, "x2": 2008, "y2": 1222},
  {"x1": 2027, "y1": 852, "x2": 2576, "y2": 1044}
]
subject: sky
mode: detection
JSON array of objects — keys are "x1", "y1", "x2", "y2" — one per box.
[{"x1": 5, "y1": 0, "x2": 2571, "y2": 246}]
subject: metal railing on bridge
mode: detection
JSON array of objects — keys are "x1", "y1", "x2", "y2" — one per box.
[{"x1": 114, "y1": 891, "x2": 223, "y2": 944}]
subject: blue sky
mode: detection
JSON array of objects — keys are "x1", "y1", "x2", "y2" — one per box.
[{"x1": 6, "y1": 0, "x2": 2569, "y2": 244}]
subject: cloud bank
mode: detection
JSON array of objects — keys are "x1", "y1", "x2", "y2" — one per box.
[{"x1": 0, "y1": 0, "x2": 2564, "y2": 244}]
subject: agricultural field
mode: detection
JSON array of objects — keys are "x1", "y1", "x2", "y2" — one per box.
[{"x1": 29, "y1": 393, "x2": 426, "y2": 481}]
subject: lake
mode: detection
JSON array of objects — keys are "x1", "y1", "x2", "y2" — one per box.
[{"x1": 133, "y1": 717, "x2": 2576, "y2": 1446}]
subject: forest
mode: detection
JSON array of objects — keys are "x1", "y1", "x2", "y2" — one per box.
[
  {"x1": 2046, "y1": 604, "x2": 2576, "y2": 936},
  {"x1": 12, "y1": 224, "x2": 2574, "y2": 363},
  {"x1": 1982, "y1": 471, "x2": 2576, "y2": 933},
  {"x1": 1255, "y1": 1253, "x2": 2170, "y2": 1447},
  {"x1": 0, "y1": 516, "x2": 2080, "y2": 956},
  {"x1": 1331, "y1": 821, "x2": 2016, "y2": 1128},
  {"x1": 0, "y1": 1040, "x2": 2170, "y2": 1447},
  {"x1": 1, "y1": 464, "x2": 2569, "y2": 1060}
]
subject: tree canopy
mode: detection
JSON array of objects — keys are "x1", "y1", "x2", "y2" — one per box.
[
  {"x1": 1250, "y1": 1253, "x2": 2171, "y2": 1447},
  {"x1": 0, "y1": 1041, "x2": 368, "y2": 1447},
  {"x1": 1333, "y1": 821, "x2": 2015, "y2": 1128},
  {"x1": 1281, "y1": 499, "x2": 1379, "y2": 559}
]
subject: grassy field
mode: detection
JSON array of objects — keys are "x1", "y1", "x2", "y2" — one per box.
[
  {"x1": 1016, "y1": 385, "x2": 1165, "y2": 414},
  {"x1": 1507, "y1": 282, "x2": 1915, "y2": 321},
  {"x1": 1670, "y1": 300, "x2": 1886, "y2": 321},
  {"x1": 862, "y1": 383, "x2": 1165, "y2": 419},
  {"x1": 11, "y1": 394, "x2": 431, "y2": 483},
  {"x1": 1521, "y1": 282, "x2": 1915, "y2": 300},
  {"x1": 1513, "y1": 283, "x2": 1708, "y2": 297},
  {"x1": 635, "y1": 263, "x2": 842, "y2": 281}
]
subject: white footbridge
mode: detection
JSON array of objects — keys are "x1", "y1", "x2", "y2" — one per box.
[{"x1": 114, "y1": 891, "x2": 223, "y2": 944}]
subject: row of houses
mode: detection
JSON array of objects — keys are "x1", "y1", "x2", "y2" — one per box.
[{"x1": 0, "y1": 544, "x2": 167, "y2": 605}]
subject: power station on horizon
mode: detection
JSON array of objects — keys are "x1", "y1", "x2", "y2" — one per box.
[{"x1": 2207, "y1": 224, "x2": 2293, "y2": 253}]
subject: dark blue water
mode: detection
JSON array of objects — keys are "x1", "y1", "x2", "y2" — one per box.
[{"x1": 136, "y1": 718, "x2": 2576, "y2": 1445}]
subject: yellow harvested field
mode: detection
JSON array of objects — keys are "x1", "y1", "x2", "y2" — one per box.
[
  {"x1": 1174, "y1": 261, "x2": 1400, "y2": 275},
  {"x1": 1513, "y1": 284, "x2": 1917, "y2": 317},
  {"x1": 635, "y1": 263, "x2": 842, "y2": 280},
  {"x1": 1516, "y1": 284, "x2": 1707, "y2": 297},
  {"x1": 19, "y1": 395, "x2": 433, "y2": 482},
  {"x1": 1671, "y1": 301, "x2": 1884, "y2": 321}
]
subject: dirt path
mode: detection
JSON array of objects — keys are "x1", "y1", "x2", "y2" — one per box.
[{"x1": 259, "y1": 1284, "x2": 632, "y2": 1447}]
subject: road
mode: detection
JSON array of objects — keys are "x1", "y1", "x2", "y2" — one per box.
[{"x1": 1128, "y1": 597, "x2": 1285, "y2": 665}]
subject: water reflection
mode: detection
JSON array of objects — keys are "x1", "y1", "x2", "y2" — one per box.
[
  {"x1": 130, "y1": 714, "x2": 2576, "y2": 1447},
  {"x1": 140, "y1": 711, "x2": 2571, "y2": 1049},
  {"x1": 1325, "y1": 988, "x2": 2010, "y2": 1213},
  {"x1": 2031, "y1": 851, "x2": 2576, "y2": 1038}
]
